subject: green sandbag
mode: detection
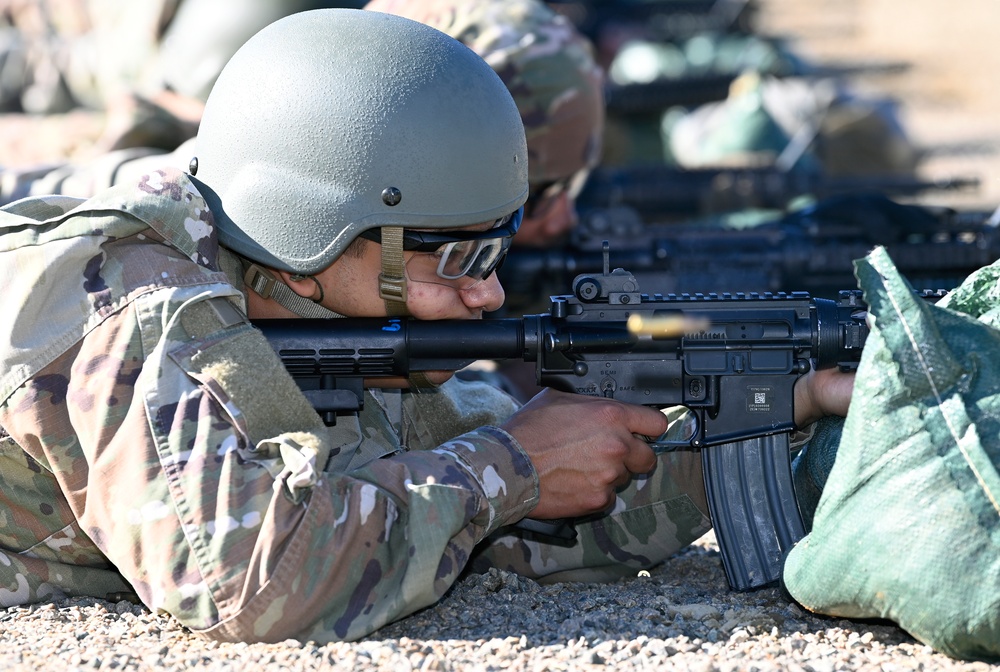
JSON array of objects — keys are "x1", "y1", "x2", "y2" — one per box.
[{"x1": 783, "y1": 246, "x2": 1000, "y2": 662}]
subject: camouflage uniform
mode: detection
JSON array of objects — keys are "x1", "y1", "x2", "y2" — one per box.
[{"x1": 0, "y1": 168, "x2": 711, "y2": 642}]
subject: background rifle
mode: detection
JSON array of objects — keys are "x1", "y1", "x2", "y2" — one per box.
[
  {"x1": 604, "y1": 60, "x2": 910, "y2": 117},
  {"x1": 548, "y1": 0, "x2": 759, "y2": 43},
  {"x1": 606, "y1": 73, "x2": 741, "y2": 114},
  {"x1": 574, "y1": 164, "x2": 980, "y2": 219},
  {"x1": 256, "y1": 260, "x2": 916, "y2": 592},
  {"x1": 499, "y1": 194, "x2": 994, "y2": 313}
]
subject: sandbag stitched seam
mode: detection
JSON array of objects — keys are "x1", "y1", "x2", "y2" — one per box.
[{"x1": 884, "y1": 284, "x2": 1000, "y2": 518}]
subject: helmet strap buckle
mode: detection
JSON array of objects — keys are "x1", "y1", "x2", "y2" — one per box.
[
  {"x1": 378, "y1": 226, "x2": 410, "y2": 316},
  {"x1": 243, "y1": 262, "x2": 278, "y2": 299}
]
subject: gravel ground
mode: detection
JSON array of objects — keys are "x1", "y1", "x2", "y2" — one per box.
[
  {"x1": 5, "y1": 533, "x2": 994, "y2": 672},
  {"x1": 5, "y1": 1, "x2": 1000, "y2": 670}
]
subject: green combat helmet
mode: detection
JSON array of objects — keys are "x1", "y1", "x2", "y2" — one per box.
[
  {"x1": 365, "y1": 0, "x2": 604, "y2": 189},
  {"x1": 192, "y1": 9, "x2": 528, "y2": 315}
]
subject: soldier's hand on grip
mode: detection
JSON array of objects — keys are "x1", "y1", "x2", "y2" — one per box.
[
  {"x1": 501, "y1": 389, "x2": 664, "y2": 520},
  {"x1": 793, "y1": 366, "x2": 856, "y2": 428}
]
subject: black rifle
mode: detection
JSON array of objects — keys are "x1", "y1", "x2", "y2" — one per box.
[
  {"x1": 548, "y1": 0, "x2": 759, "y2": 43},
  {"x1": 256, "y1": 257, "x2": 924, "y2": 591},
  {"x1": 605, "y1": 73, "x2": 741, "y2": 114},
  {"x1": 604, "y1": 60, "x2": 911, "y2": 117},
  {"x1": 498, "y1": 194, "x2": 996, "y2": 312},
  {"x1": 574, "y1": 164, "x2": 981, "y2": 219}
]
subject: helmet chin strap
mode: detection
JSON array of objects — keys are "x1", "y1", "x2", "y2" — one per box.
[
  {"x1": 377, "y1": 227, "x2": 438, "y2": 390},
  {"x1": 377, "y1": 226, "x2": 411, "y2": 317}
]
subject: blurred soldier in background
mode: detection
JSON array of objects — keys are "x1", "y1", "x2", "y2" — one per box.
[{"x1": 0, "y1": 0, "x2": 362, "y2": 201}]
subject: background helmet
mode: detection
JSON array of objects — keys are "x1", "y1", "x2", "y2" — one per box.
[
  {"x1": 364, "y1": 0, "x2": 605, "y2": 186},
  {"x1": 156, "y1": 0, "x2": 365, "y2": 104},
  {"x1": 193, "y1": 8, "x2": 528, "y2": 274}
]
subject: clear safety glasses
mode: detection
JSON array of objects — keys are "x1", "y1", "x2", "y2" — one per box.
[{"x1": 359, "y1": 207, "x2": 523, "y2": 290}]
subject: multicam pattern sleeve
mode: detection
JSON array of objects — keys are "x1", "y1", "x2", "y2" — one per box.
[{"x1": 0, "y1": 169, "x2": 539, "y2": 643}]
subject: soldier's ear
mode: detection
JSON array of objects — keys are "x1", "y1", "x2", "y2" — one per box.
[{"x1": 275, "y1": 270, "x2": 321, "y2": 301}]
